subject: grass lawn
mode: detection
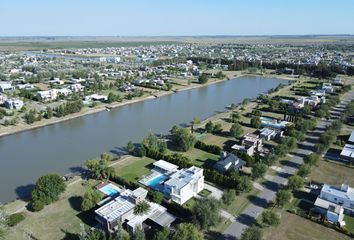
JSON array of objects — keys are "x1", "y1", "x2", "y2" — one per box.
[
  {"x1": 186, "y1": 148, "x2": 219, "y2": 168},
  {"x1": 113, "y1": 156, "x2": 155, "y2": 182},
  {"x1": 344, "y1": 215, "x2": 354, "y2": 234},
  {"x1": 264, "y1": 212, "x2": 352, "y2": 240},
  {"x1": 309, "y1": 160, "x2": 354, "y2": 186},
  {"x1": 223, "y1": 188, "x2": 260, "y2": 216},
  {"x1": 6, "y1": 179, "x2": 96, "y2": 240},
  {"x1": 198, "y1": 189, "x2": 212, "y2": 198}
]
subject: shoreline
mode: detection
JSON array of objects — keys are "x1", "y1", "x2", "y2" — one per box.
[{"x1": 0, "y1": 72, "x2": 290, "y2": 138}]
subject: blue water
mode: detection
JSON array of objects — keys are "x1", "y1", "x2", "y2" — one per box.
[
  {"x1": 147, "y1": 175, "x2": 169, "y2": 190},
  {"x1": 99, "y1": 185, "x2": 120, "y2": 196}
]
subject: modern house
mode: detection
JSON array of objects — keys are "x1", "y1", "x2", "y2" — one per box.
[
  {"x1": 95, "y1": 186, "x2": 175, "y2": 233},
  {"x1": 4, "y1": 98, "x2": 24, "y2": 109},
  {"x1": 293, "y1": 95, "x2": 325, "y2": 109},
  {"x1": 340, "y1": 130, "x2": 354, "y2": 164},
  {"x1": 0, "y1": 82, "x2": 15, "y2": 93},
  {"x1": 214, "y1": 152, "x2": 246, "y2": 173},
  {"x1": 84, "y1": 94, "x2": 108, "y2": 102},
  {"x1": 68, "y1": 83, "x2": 84, "y2": 92},
  {"x1": 231, "y1": 133, "x2": 263, "y2": 156},
  {"x1": 260, "y1": 117, "x2": 291, "y2": 130},
  {"x1": 259, "y1": 127, "x2": 278, "y2": 141},
  {"x1": 322, "y1": 83, "x2": 334, "y2": 93},
  {"x1": 37, "y1": 89, "x2": 72, "y2": 101},
  {"x1": 314, "y1": 197, "x2": 345, "y2": 224},
  {"x1": 317, "y1": 184, "x2": 354, "y2": 214},
  {"x1": 140, "y1": 160, "x2": 204, "y2": 205}
]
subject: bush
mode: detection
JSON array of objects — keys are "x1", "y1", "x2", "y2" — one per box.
[
  {"x1": 194, "y1": 140, "x2": 222, "y2": 155},
  {"x1": 221, "y1": 189, "x2": 236, "y2": 205},
  {"x1": 31, "y1": 199, "x2": 44, "y2": 211},
  {"x1": 150, "y1": 191, "x2": 164, "y2": 204},
  {"x1": 7, "y1": 213, "x2": 25, "y2": 227}
]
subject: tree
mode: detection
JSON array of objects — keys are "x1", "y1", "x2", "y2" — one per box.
[
  {"x1": 127, "y1": 141, "x2": 135, "y2": 154},
  {"x1": 172, "y1": 223, "x2": 203, "y2": 240},
  {"x1": 260, "y1": 210, "x2": 280, "y2": 227},
  {"x1": 133, "y1": 227, "x2": 145, "y2": 240},
  {"x1": 275, "y1": 190, "x2": 292, "y2": 207},
  {"x1": 150, "y1": 191, "x2": 164, "y2": 204},
  {"x1": 230, "y1": 123, "x2": 244, "y2": 138},
  {"x1": 298, "y1": 164, "x2": 311, "y2": 177},
  {"x1": 79, "y1": 226, "x2": 105, "y2": 240},
  {"x1": 236, "y1": 175, "x2": 253, "y2": 193},
  {"x1": 100, "y1": 152, "x2": 113, "y2": 162},
  {"x1": 205, "y1": 121, "x2": 214, "y2": 133},
  {"x1": 251, "y1": 162, "x2": 267, "y2": 180},
  {"x1": 303, "y1": 105, "x2": 312, "y2": 115},
  {"x1": 241, "y1": 225, "x2": 262, "y2": 240},
  {"x1": 0, "y1": 207, "x2": 7, "y2": 240},
  {"x1": 191, "y1": 117, "x2": 201, "y2": 133},
  {"x1": 288, "y1": 175, "x2": 304, "y2": 192},
  {"x1": 152, "y1": 228, "x2": 171, "y2": 240},
  {"x1": 170, "y1": 126, "x2": 196, "y2": 151},
  {"x1": 198, "y1": 74, "x2": 208, "y2": 84},
  {"x1": 212, "y1": 123, "x2": 223, "y2": 134},
  {"x1": 304, "y1": 153, "x2": 319, "y2": 166},
  {"x1": 230, "y1": 112, "x2": 241, "y2": 123},
  {"x1": 81, "y1": 188, "x2": 103, "y2": 211},
  {"x1": 221, "y1": 189, "x2": 236, "y2": 205},
  {"x1": 31, "y1": 173, "x2": 66, "y2": 211},
  {"x1": 193, "y1": 197, "x2": 220, "y2": 230},
  {"x1": 45, "y1": 107, "x2": 53, "y2": 119},
  {"x1": 134, "y1": 202, "x2": 150, "y2": 215},
  {"x1": 250, "y1": 116, "x2": 262, "y2": 129}
]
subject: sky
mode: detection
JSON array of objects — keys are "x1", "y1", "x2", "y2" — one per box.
[{"x1": 0, "y1": 0, "x2": 354, "y2": 36}]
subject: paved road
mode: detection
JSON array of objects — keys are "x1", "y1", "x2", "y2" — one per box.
[{"x1": 223, "y1": 91, "x2": 354, "y2": 239}]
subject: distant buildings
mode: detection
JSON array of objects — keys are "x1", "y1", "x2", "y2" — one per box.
[
  {"x1": 37, "y1": 88, "x2": 72, "y2": 101},
  {"x1": 0, "y1": 82, "x2": 15, "y2": 93},
  {"x1": 95, "y1": 185, "x2": 175, "y2": 233},
  {"x1": 140, "y1": 160, "x2": 204, "y2": 205}
]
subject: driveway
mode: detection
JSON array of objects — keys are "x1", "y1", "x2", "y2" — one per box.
[
  {"x1": 223, "y1": 90, "x2": 354, "y2": 239},
  {"x1": 204, "y1": 183, "x2": 223, "y2": 200}
]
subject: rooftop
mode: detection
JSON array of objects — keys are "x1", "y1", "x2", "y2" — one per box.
[
  {"x1": 153, "y1": 160, "x2": 178, "y2": 172},
  {"x1": 321, "y1": 184, "x2": 354, "y2": 201}
]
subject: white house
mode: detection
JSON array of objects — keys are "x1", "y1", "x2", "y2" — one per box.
[
  {"x1": 0, "y1": 93, "x2": 7, "y2": 105},
  {"x1": 37, "y1": 88, "x2": 71, "y2": 101},
  {"x1": 0, "y1": 83, "x2": 15, "y2": 93},
  {"x1": 140, "y1": 160, "x2": 204, "y2": 205},
  {"x1": 68, "y1": 84, "x2": 84, "y2": 92},
  {"x1": 232, "y1": 133, "x2": 263, "y2": 156},
  {"x1": 95, "y1": 186, "x2": 175, "y2": 233},
  {"x1": 84, "y1": 94, "x2": 108, "y2": 102},
  {"x1": 319, "y1": 184, "x2": 354, "y2": 213},
  {"x1": 4, "y1": 98, "x2": 24, "y2": 109},
  {"x1": 16, "y1": 83, "x2": 34, "y2": 90},
  {"x1": 314, "y1": 197, "x2": 345, "y2": 224},
  {"x1": 48, "y1": 78, "x2": 64, "y2": 85},
  {"x1": 322, "y1": 83, "x2": 334, "y2": 93},
  {"x1": 164, "y1": 166, "x2": 204, "y2": 205}
]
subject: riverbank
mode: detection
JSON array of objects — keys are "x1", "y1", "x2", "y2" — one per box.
[{"x1": 0, "y1": 71, "x2": 290, "y2": 138}]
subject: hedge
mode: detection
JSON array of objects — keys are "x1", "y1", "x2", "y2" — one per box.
[
  {"x1": 194, "y1": 140, "x2": 222, "y2": 155},
  {"x1": 7, "y1": 213, "x2": 25, "y2": 227}
]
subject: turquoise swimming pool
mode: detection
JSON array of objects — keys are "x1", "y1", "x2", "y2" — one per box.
[
  {"x1": 99, "y1": 184, "x2": 121, "y2": 196},
  {"x1": 146, "y1": 174, "x2": 169, "y2": 190}
]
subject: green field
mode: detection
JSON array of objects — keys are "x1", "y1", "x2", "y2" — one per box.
[
  {"x1": 113, "y1": 157, "x2": 155, "y2": 182},
  {"x1": 264, "y1": 212, "x2": 351, "y2": 240}
]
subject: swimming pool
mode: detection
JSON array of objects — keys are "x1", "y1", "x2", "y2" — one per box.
[
  {"x1": 98, "y1": 183, "x2": 121, "y2": 196},
  {"x1": 146, "y1": 174, "x2": 169, "y2": 189}
]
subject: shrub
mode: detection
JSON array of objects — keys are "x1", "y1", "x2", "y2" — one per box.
[
  {"x1": 7, "y1": 213, "x2": 25, "y2": 227},
  {"x1": 194, "y1": 140, "x2": 222, "y2": 155}
]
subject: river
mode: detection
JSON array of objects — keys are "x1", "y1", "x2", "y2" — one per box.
[{"x1": 0, "y1": 76, "x2": 287, "y2": 203}]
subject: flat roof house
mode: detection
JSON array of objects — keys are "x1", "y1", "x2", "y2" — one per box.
[
  {"x1": 214, "y1": 152, "x2": 246, "y2": 173},
  {"x1": 0, "y1": 83, "x2": 15, "y2": 93},
  {"x1": 314, "y1": 197, "x2": 345, "y2": 224},
  {"x1": 95, "y1": 187, "x2": 175, "y2": 233},
  {"x1": 4, "y1": 98, "x2": 23, "y2": 110},
  {"x1": 140, "y1": 160, "x2": 204, "y2": 205},
  {"x1": 340, "y1": 131, "x2": 354, "y2": 164},
  {"x1": 318, "y1": 184, "x2": 354, "y2": 214}
]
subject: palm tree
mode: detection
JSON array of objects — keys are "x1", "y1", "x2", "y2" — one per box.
[{"x1": 134, "y1": 202, "x2": 150, "y2": 215}]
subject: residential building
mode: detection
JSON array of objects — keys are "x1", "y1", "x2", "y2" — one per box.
[
  {"x1": 48, "y1": 78, "x2": 64, "y2": 85},
  {"x1": 232, "y1": 133, "x2": 263, "y2": 156},
  {"x1": 314, "y1": 197, "x2": 345, "y2": 224},
  {"x1": 0, "y1": 83, "x2": 15, "y2": 93},
  {"x1": 0, "y1": 93, "x2": 7, "y2": 105},
  {"x1": 318, "y1": 184, "x2": 354, "y2": 213},
  {"x1": 214, "y1": 152, "x2": 246, "y2": 173},
  {"x1": 84, "y1": 94, "x2": 108, "y2": 102},
  {"x1": 16, "y1": 83, "x2": 34, "y2": 90},
  {"x1": 332, "y1": 77, "x2": 343, "y2": 85},
  {"x1": 4, "y1": 98, "x2": 24, "y2": 109},
  {"x1": 95, "y1": 186, "x2": 175, "y2": 233},
  {"x1": 322, "y1": 83, "x2": 334, "y2": 93},
  {"x1": 259, "y1": 127, "x2": 278, "y2": 141},
  {"x1": 260, "y1": 117, "x2": 291, "y2": 130},
  {"x1": 37, "y1": 88, "x2": 71, "y2": 101},
  {"x1": 340, "y1": 130, "x2": 354, "y2": 164},
  {"x1": 140, "y1": 160, "x2": 204, "y2": 205},
  {"x1": 68, "y1": 83, "x2": 84, "y2": 92}
]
